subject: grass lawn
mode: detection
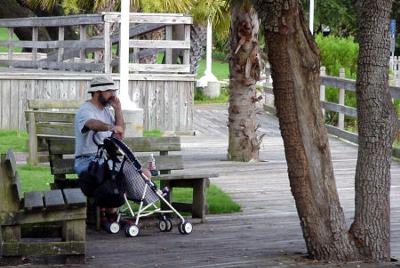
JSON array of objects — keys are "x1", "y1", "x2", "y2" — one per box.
[
  {"x1": 0, "y1": 130, "x2": 28, "y2": 152},
  {"x1": 0, "y1": 129, "x2": 241, "y2": 214},
  {"x1": 0, "y1": 27, "x2": 22, "y2": 53},
  {"x1": 196, "y1": 57, "x2": 229, "y2": 81}
]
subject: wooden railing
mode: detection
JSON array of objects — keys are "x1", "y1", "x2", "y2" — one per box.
[
  {"x1": 0, "y1": 13, "x2": 193, "y2": 74},
  {"x1": 263, "y1": 66, "x2": 400, "y2": 157}
]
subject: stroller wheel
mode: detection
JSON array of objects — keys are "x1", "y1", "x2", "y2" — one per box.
[
  {"x1": 178, "y1": 222, "x2": 193, "y2": 235},
  {"x1": 166, "y1": 219, "x2": 173, "y2": 232},
  {"x1": 107, "y1": 222, "x2": 120, "y2": 234},
  {"x1": 125, "y1": 224, "x2": 139, "y2": 237},
  {"x1": 159, "y1": 219, "x2": 172, "y2": 232}
]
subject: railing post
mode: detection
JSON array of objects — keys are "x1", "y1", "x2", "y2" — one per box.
[
  {"x1": 27, "y1": 111, "x2": 38, "y2": 166},
  {"x1": 338, "y1": 68, "x2": 345, "y2": 129},
  {"x1": 79, "y1": 25, "x2": 87, "y2": 64},
  {"x1": 8, "y1": 27, "x2": 13, "y2": 68},
  {"x1": 165, "y1": 25, "x2": 173, "y2": 64},
  {"x1": 58, "y1": 26, "x2": 64, "y2": 64},
  {"x1": 395, "y1": 56, "x2": 400, "y2": 86},
  {"x1": 320, "y1": 66, "x2": 326, "y2": 117},
  {"x1": 104, "y1": 21, "x2": 111, "y2": 73},
  {"x1": 32, "y1": 27, "x2": 38, "y2": 68},
  {"x1": 183, "y1": 24, "x2": 190, "y2": 65}
]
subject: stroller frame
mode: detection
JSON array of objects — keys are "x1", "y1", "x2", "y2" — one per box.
[{"x1": 100, "y1": 137, "x2": 193, "y2": 237}]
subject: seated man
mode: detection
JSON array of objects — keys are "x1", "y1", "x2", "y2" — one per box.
[{"x1": 74, "y1": 75, "x2": 124, "y2": 224}]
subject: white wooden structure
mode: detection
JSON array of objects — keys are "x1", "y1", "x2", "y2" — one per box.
[{"x1": 0, "y1": 13, "x2": 194, "y2": 132}]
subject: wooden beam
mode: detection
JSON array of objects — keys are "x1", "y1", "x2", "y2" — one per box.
[
  {"x1": 0, "y1": 40, "x2": 104, "y2": 49},
  {"x1": 165, "y1": 26, "x2": 172, "y2": 64},
  {"x1": 2, "y1": 241, "x2": 85, "y2": 256},
  {"x1": 129, "y1": 63, "x2": 190, "y2": 73},
  {"x1": 103, "y1": 13, "x2": 192, "y2": 24},
  {"x1": 0, "y1": 14, "x2": 103, "y2": 27},
  {"x1": 104, "y1": 21, "x2": 111, "y2": 73},
  {"x1": 0, "y1": 71, "x2": 195, "y2": 81},
  {"x1": 58, "y1": 27, "x2": 65, "y2": 62},
  {"x1": 8, "y1": 28, "x2": 13, "y2": 68},
  {"x1": 79, "y1": 25, "x2": 87, "y2": 63},
  {"x1": 129, "y1": 40, "x2": 190, "y2": 49},
  {"x1": 183, "y1": 25, "x2": 191, "y2": 65},
  {"x1": 321, "y1": 101, "x2": 357, "y2": 117},
  {"x1": 0, "y1": 60, "x2": 104, "y2": 72},
  {"x1": 325, "y1": 124, "x2": 358, "y2": 144}
]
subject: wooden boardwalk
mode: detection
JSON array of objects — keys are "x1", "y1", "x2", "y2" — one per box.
[{"x1": 16, "y1": 104, "x2": 400, "y2": 267}]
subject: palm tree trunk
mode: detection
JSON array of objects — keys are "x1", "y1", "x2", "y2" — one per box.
[{"x1": 228, "y1": 3, "x2": 262, "y2": 161}]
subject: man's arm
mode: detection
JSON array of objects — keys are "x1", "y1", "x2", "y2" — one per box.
[
  {"x1": 110, "y1": 96, "x2": 125, "y2": 139},
  {"x1": 111, "y1": 96, "x2": 125, "y2": 131},
  {"x1": 83, "y1": 119, "x2": 121, "y2": 133}
]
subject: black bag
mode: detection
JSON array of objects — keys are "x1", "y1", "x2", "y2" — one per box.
[
  {"x1": 92, "y1": 164, "x2": 126, "y2": 208},
  {"x1": 77, "y1": 158, "x2": 107, "y2": 197},
  {"x1": 77, "y1": 133, "x2": 126, "y2": 207}
]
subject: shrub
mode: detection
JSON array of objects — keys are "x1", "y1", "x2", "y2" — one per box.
[
  {"x1": 316, "y1": 34, "x2": 359, "y2": 78},
  {"x1": 317, "y1": 34, "x2": 359, "y2": 128}
]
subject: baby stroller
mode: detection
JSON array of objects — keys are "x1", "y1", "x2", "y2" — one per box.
[{"x1": 95, "y1": 136, "x2": 193, "y2": 237}]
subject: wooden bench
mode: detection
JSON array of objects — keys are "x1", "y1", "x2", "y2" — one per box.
[
  {"x1": 25, "y1": 99, "x2": 82, "y2": 165},
  {"x1": 47, "y1": 136, "x2": 217, "y2": 223},
  {"x1": 0, "y1": 149, "x2": 86, "y2": 263}
]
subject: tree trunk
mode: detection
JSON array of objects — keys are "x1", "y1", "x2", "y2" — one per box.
[
  {"x1": 0, "y1": 0, "x2": 51, "y2": 43},
  {"x1": 190, "y1": 24, "x2": 207, "y2": 74},
  {"x1": 349, "y1": 0, "x2": 397, "y2": 261},
  {"x1": 254, "y1": 0, "x2": 358, "y2": 261},
  {"x1": 228, "y1": 3, "x2": 262, "y2": 162}
]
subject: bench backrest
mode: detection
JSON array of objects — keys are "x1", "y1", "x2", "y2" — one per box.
[
  {"x1": 25, "y1": 99, "x2": 82, "y2": 138},
  {"x1": 0, "y1": 150, "x2": 24, "y2": 215},
  {"x1": 25, "y1": 99, "x2": 83, "y2": 164},
  {"x1": 47, "y1": 136, "x2": 183, "y2": 180}
]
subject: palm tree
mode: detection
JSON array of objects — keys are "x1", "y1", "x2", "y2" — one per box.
[{"x1": 227, "y1": 0, "x2": 262, "y2": 161}]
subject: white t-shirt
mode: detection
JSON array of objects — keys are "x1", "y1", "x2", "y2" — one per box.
[{"x1": 74, "y1": 101, "x2": 114, "y2": 156}]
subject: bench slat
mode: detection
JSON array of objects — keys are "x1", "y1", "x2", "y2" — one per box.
[
  {"x1": 36, "y1": 123, "x2": 75, "y2": 137},
  {"x1": 12, "y1": 172, "x2": 23, "y2": 203},
  {"x1": 47, "y1": 137, "x2": 182, "y2": 154},
  {"x1": 4, "y1": 149, "x2": 17, "y2": 177},
  {"x1": 49, "y1": 155, "x2": 184, "y2": 175},
  {"x1": 44, "y1": 190, "x2": 66, "y2": 210},
  {"x1": 154, "y1": 172, "x2": 218, "y2": 181},
  {"x1": 24, "y1": 191, "x2": 44, "y2": 211},
  {"x1": 63, "y1": 188, "x2": 86, "y2": 208},
  {"x1": 33, "y1": 111, "x2": 76, "y2": 123},
  {"x1": 124, "y1": 137, "x2": 181, "y2": 152},
  {"x1": 28, "y1": 99, "x2": 82, "y2": 110}
]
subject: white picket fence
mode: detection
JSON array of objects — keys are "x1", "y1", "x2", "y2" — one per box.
[{"x1": 390, "y1": 56, "x2": 400, "y2": 85}]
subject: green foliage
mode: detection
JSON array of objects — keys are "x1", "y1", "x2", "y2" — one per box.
[
  {"x1": 143, "y1": 129, "x2": 162, "y2": 137},
  {"x1": 0, "y1": 130, "x2": 28, "y2": 152},
  {"x1": 139, "y1": 0, "x2": 191, "y2": 13},
  {"x1": 300, "y1": 0, "x2": 356, "y2": 36},
  {"x1": 194, "y1": 87, "x2": 229, "y2": 104},
  {"x1": 0, "y1": 28, "x2": 21, "y2": 53},
  {"x1": 316, "y1": 34, "x2": 359, "y2": 128},
  {"x1": 316, "y1": 34, "x2": 359, "y2": 78}
]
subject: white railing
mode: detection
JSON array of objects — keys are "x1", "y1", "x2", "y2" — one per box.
[{"x1": 263, "y1": 66, "x2": 400, "y2": 150}]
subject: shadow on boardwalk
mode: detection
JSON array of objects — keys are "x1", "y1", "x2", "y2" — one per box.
[{"x1": 13, "y1": 104, "x2": 400, "y2": 267}]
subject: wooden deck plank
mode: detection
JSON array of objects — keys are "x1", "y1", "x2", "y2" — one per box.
[{"x1": 20, "y1": 104, "x2": 400, "y2": 267}]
